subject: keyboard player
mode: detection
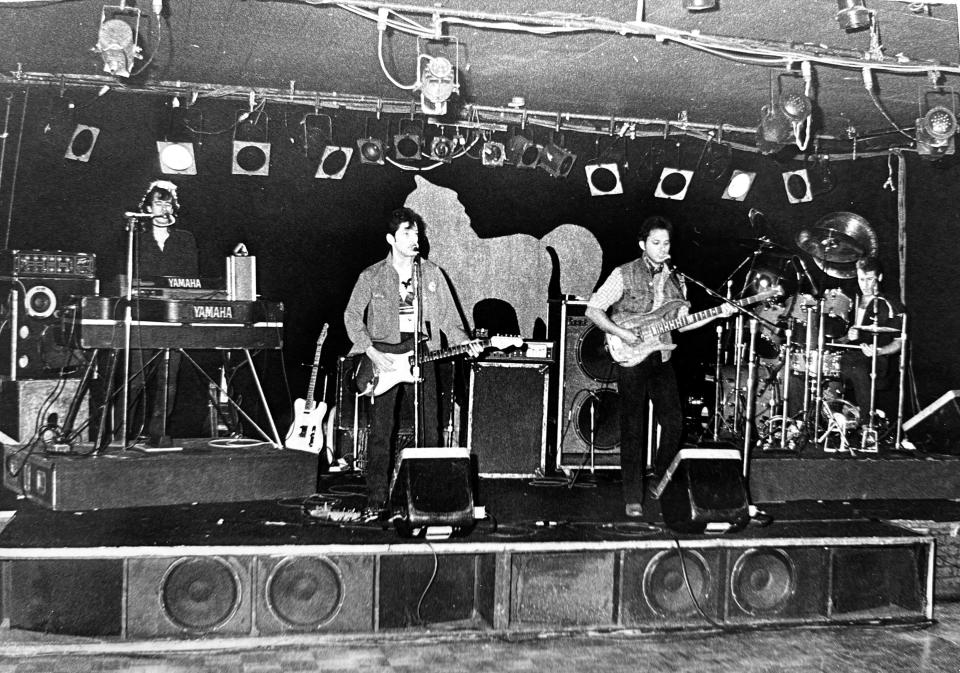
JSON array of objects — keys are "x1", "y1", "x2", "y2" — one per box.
[{"x1": 122, "y1": 179, "x2": 199, "y2": 447}]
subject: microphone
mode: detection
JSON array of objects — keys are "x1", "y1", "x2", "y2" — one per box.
[
  {"x1": 124, "y1": 212, "x2": 155, "y2": 218},
  {"x1": 794, "y1": 255, "x2": 819, "y2": 296}
]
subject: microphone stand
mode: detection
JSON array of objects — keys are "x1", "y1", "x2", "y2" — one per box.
[
  {"x1": 119, "y1": 215, "x2": 138, "y2": 450},
  {"x1": 411, "y1": 256, "x2": 423, "y2": 447}
]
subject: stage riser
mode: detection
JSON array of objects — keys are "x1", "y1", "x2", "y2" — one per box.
[
  {"x1": 1, "y1": 538, "x2": 932, "y2": 639},
  {"x1": 2, "y1": 444, "x2": 317, "y2": 510}
]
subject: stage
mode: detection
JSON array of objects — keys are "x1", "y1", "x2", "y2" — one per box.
[{"x1": 0, "y1": 461, "x2": 952, "y2": 643}]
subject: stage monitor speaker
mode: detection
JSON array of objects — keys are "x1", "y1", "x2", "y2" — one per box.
[
  {"x1": 468, "y1": 361, "x2": 548, "y2": 477},
  {"x1": 0, "y1": 378, "x2": 90, "y2": 444},
  {"x1": 390, "y1": 447, "x2": 474, "y2": 538},
  {"x1": 0, "y1": 277, "x2": 97, "y2": 379},
  {"x1": 556, "y1": 301, "x2": 620, "y2": 470},
  {"x1": 653, "y1": 447, "x2": 750, "y2": 534},
  {"x1": 903, "y1": 389, "x2": 960, "y2": 453}
]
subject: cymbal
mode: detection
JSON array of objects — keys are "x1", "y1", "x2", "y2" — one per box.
[
  {"x1": 796, "y1": 212, "x2": 878, "y2": 264},
  {"x1": 857, "y1": 324, "x2": 899, "y2": 334}
]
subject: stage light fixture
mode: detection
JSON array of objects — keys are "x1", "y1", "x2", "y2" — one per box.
[
  {"x1": 419, "y1": 54, "x2": 458, "y2": 116},
  {"x1": 232, "y1": 110, "x2": 271, "y2": 176},
  {"x1": 683, "y1": 0, "x2": 717, "y2": 10},
  {"x1": 64, "y1": 124, "x2": 100, "y2": 162},
  {"x1": 655, "y1": 168, "x2": 694, "y2": 201},
  {"x1": 506, "y1": 134, "x2": 541, "y2": 169},
  {"x1": 428, "y1": 135, "x2": 455, "y2": 163},
  {"x1": 757, "y1": 70, "x2": 814, "y2": 155},
  {"x1": 481, "y1": 140, "x2": 505, "y2": 167},
  {"x1": 316, "y1": 146, "x2": 354, "y2": 179},
  {"x1": 837, "y1": 0, "x2": 871, "y2": 31},
  {"x1": 585, "y1": 163, "x2": 623, "y2": 196},
  {"x1": 539, "y1": 137, "x2": 577, "y2": 178},
  {"x1": 357, "y1": 137, "x2": 385, "y2": 165},
  {"x1": 94, "y1": 6, "x2": 142, "y2": 78},
  {"x1": 721, "y1": 170, "x2": 756, "y2": 201},
  {"x1": 916, "y1": 105, "x2": 957, "y2": 158},
  {"x1": 394, "y1": 118, "x2": 424, "y2": 161},
  {"x1": 782, "y1": 168, "x2": 812, "y2": 203},
  {"x1": 157, "y1": 142, "x2": 196, "y2": 175}
]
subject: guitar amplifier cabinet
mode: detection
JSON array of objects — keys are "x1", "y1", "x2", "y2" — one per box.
[{"x1": 467, "y1": 361, "x2": 549, "y2": 477}]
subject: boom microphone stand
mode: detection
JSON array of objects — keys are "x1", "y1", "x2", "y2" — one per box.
[{"x1": 411, "y1": 256, "x2": 423, "y2": 447}]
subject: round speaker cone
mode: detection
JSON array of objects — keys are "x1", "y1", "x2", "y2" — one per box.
[
  {"x1": 731, "y1": 549, "x2": 796, "y2": 615},
  {"x1": 573, "y1": 388, "x2": 620, "y2": 451},
  {"x1": 643, "y1": 550, "x2": 711, "y2": 617},
  {"x1": 576, "y1": 323, "x2": 616, "y2": 382},
  {"x1": 589, "y1": 167, "x2": 618, "y2": 193},
  {"x1": 266, "y1": 556, "x2": 344, "y2": 628},
  {"x1": 235, "y1": 145, "x2": 267, "y2": 172},
  {"x1": 161, "y1": 557, "x2": 241, "y2": 631}
]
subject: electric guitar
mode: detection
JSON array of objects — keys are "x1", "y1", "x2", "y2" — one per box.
[
  {"x1": 285, "y1": 325, "x2": 330, "y2": 453},
  {"x1": 353, "y1": 335, "x2": 523, "y2": 398},
  {"x1": 605, "y1": 289, "x2": 782, "y2": 367}
]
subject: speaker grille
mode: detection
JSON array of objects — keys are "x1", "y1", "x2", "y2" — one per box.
[
  {"x1": 729, "y1": 548, "x2": 797, "y2": 616},
  {"x1": 265, "y1": 556, "x2": 344, "y2": 628},
  {"x1": 642, "y1": 549, "x2": 713, "y2": 617},
  {"x1": 160, "y1": 557, "x2": 242, "y2": 631},
  {"x1": 573, "y1": 388, "x2": 620, "y2": 451},
  {"x1": 576, "y1": 322, "x2": 616, "y2": 383}
]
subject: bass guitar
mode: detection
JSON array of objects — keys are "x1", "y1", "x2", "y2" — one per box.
[
  {"x1": 353, "y1": 335, "x2": 523, "y2": 398},
  {"x1": 285, "y1": 324, "x2": 330, "y2": 453},
  {"x1": 605, "y1": 289, "x2": 782, "y2": 367}
]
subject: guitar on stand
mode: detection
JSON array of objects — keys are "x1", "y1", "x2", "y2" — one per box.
[{"x1": 285, "y1": 324, "x2": 332, "y2": 455}]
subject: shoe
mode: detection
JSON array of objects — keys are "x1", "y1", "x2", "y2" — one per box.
[{"x1": 625, "y1": 502, "x2": 644, "y2": 518}]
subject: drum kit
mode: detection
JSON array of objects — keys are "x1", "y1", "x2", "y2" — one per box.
[{"x1": 714, "y1": 212, "x2": 907, "y2": 454}]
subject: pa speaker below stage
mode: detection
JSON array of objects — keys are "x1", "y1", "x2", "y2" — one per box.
[
  {"x1": 390, "y1": 447, "x2": 475, "y2": 538},
  {"x1": 653, "y1": 447, "x2": 750, "y2": 534}
]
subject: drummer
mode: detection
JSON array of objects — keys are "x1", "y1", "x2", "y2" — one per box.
[{"x1": 838, "y1": 257, "x2": 903, "y2": 427}]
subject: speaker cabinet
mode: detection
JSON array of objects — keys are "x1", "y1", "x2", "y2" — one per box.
[
  {"x1": 556, "y1": 300, "x2": 620, "y2": 470},
  {"x1": 723, "y1": 547, "x2": 828, "y2": 624},
  {"x1": 254, "y1": 555, "x2": 375, "y2": 633},
  {"x1": 0, "y1": 378, "x2": 90, "y2": 443},
  {"x1": 903, "y1": 389, "x2": 960, "y2": 453},
  {"x1": 391, "y1": 447, "x2": 474, "y2": 537},
  {"x1": 125, "y1": 556, "x2": 252, "y2": 638},
  {"x1": 468, "y1": 361, "x2": 548, "y2": 477},
  {"x1": 510, "y1": 551, "x2": 615, "y2": 627},
  {"x1": 379, "y1": 553, "x2": 495, "y2": 629},
  {"x1": 621, "y1": 547, "x2": 723, "y2": 628},
  {"x1": 654, "y1": 447, "x2": 750, "y2": 534},
  {"x1": 0, "y1": 278, "x2": 97, "y2": 379}
]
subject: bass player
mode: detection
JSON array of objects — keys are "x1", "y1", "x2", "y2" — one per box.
[
  {"x1": 343, "y1": 207, "x2": 482, "y2": 517},
  {"x1": 585, "y1": 216, "x2": 733, "y2": 518}
]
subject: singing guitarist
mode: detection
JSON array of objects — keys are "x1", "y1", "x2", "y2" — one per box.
[
  {"x1": 585, "y1": 216, "x2": 734, "y2": 519},
  {"x1": 343, "y1": 207, "x2": 482, "y2": 516}
]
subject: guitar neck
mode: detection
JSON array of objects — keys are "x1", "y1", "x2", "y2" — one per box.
[
  {"x1": 419, "y1": 339, "x2": 490, "y2": 364},
  {"x1": 648, "y1": 305, "x2": 725, "y2": 338}
]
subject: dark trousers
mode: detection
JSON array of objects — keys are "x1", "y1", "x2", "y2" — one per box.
[
  {"x1": 840, "y1": 351, "x2": 889, "y2": 422},
  {"x1": 365, "y1": 361, "x2": 441, "y2": 505},
  {"x1": 617, "y1": 353, "x2": 683, "y2": 503},
  {"x1": 127, "y1": 348, "x2": 183, "y2": 441}
]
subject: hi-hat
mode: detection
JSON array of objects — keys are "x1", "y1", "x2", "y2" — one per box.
[{"x1": 796, "y1": 212, "x2": 877, "y2": 264}]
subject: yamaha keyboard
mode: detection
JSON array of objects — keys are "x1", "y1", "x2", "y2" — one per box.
[{"x1": 62, "y1": 296, "x2": 284, "y2": 350}]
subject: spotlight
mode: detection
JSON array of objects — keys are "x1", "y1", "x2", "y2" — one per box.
[
  {"x1": 916, "y1": 105, "x2": 957, "y2": 158},
  {"x1": 506, "y1": 134, "x2": 541, "y2": 169},
  {"x1": 837, "y1": 0, "x2": 871, "y2": 31},
  {"x1": 539, "y1": 139, "x2": 577, "y2": 178},
  {"x1": 357, "y1": 137, "x2": 385, "y2": 165},
  {"x1": 481, "y1": 140, "x2": 505, "y2": 167},
  {"x1": 157, "y1": 141, "x2": 196, "y2": 175},
  {"x1": 428, "y1": 135, "x2": 455, "y2": 163},
  {"x1": 655, "y1": 168, "x2": 694, "y2": 200},
  {"x1": 94, "y1": 7, "x2": 142, "y2": 78},
  {"x1": 782, "y1": 168, "x2": 812, "y2": 203},
  {"x1": 683, "y1": 0, "x2": 717, "y2": 10},
  {"x1": 419, "y1": 54, "x2": 458, "y2": 115},
  {"x1": 585, "y1": 163, "x2": 623, "y2": 196},
  {"x1": 394, "y1": 119, "x2": 423, "y2": 161},
  {"x1": 757, "y1": 97, "x2": 812, "y2": 155},
  {"x1": 232, "y1": 110, "x2": 271, "y2": 176},
  {"x1": 721, "y1": 170, "x2": 756, "y2": 201},
  {"x1": 316, "y1": 146, "x2": 354, "y2": 179},
  {"x1": 64, "y1": 124, "x2": 100, "y2": 162}
]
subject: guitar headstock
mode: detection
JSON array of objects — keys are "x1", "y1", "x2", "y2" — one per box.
[
  {"x1": 488, "y1": 335, "x2": 524, "y2": 350},
  {"x1": 317, "y1": 323, "x2": 329, "y2": 346}
]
